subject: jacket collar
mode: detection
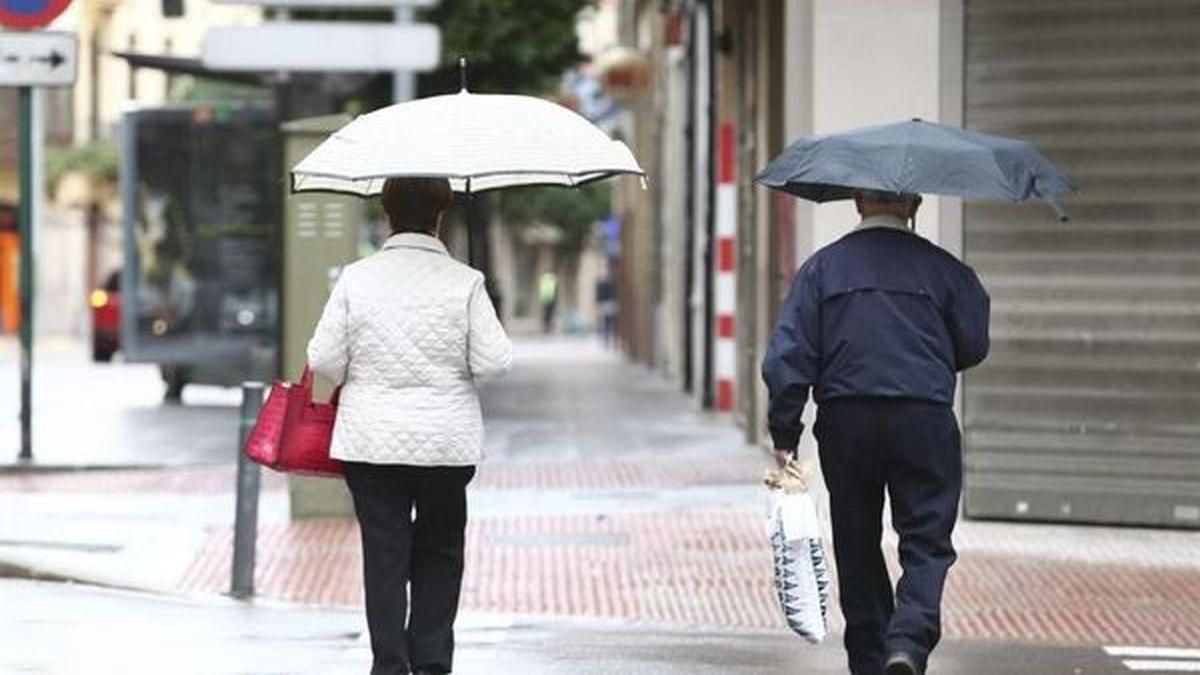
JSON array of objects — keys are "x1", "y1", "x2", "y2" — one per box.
[
  {"x1": 856, "y1": 214, "x2": 911, "y2": 232},
  {"x1": 382, "y1": 232, "x2": 449, "y2": 255}
]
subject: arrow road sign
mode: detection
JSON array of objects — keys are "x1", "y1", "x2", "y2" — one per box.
[
  {"x1": 0, "y1": 31, "x2": 77, "y2": 87},
  {"x1": 32, "y1": 50, "x2": 66, "y2": 68}
]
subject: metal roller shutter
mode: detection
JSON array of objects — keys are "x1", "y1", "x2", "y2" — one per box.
[{"x1": 962, "y1": 0, "x2": 1200, "y2": 528}]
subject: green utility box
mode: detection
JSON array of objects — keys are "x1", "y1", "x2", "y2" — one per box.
[{"x1": 281, "y1": 115, "x2": 363, "y2": 519}]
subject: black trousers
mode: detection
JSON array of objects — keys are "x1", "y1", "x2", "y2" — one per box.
[
  {"x1": 344, "y1": 462, "x2": 476, "y2": 675},
  {"x1": 814, "y1": 398, "x2": 962, "y2": 675}
]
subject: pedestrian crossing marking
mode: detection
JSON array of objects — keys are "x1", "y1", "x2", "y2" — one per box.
[
  {"x1": 1107, "y1": 648, "x2": 1200, "y2": 660},
  {"x1": 1120, "y1": 661, "x2": 1200, "y2": 672},
  {"x1": 1105, "y1": 646, "x2": 1200, "y2": 672}
]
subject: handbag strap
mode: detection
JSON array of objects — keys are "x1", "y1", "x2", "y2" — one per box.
[{"x1": 300, "y1": 365, "x2": 341, "y2": 406}]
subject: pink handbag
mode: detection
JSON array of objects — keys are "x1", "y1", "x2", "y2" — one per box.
[{"x1": 244, "y1": 367, "x2": 344, "y2": 478}]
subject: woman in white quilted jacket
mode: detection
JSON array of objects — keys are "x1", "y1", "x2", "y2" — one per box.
[{"x1": 307, "y1": 176, "x2": 514, "y2": 675}]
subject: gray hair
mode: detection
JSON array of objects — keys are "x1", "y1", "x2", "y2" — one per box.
[{"x1": 856, "y1": 189, "x2": 921, "y2": 205}]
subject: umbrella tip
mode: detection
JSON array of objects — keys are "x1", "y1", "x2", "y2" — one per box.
[{"x1": 459, "y1": 57, "x2": 468, "y2": 92}]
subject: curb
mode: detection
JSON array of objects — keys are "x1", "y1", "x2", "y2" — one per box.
[{"x1": 0, "y1": 464, "x2": 177, "y2": 475}]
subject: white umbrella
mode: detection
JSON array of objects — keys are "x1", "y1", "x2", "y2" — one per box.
[{"x1": 291, "y1": 90, "x2": 645, "y2": 195}]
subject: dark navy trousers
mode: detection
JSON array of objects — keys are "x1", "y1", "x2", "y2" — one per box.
[{"x1": 814, "y1": 398, "x2": 963, "y2": 675}]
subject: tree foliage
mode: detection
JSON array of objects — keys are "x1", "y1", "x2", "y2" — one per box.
[
  {"x1": 419, "y1": 0, "x2": 595, "y2": 96},
  {"x1": 417, "y1": 0, "x2": 608, "y2": 262},
  {"x1": 499, "y1": 182, "x2": 611, "y2": 254},
  {"x1": 170, "y1": 76, "x2": 272, "y2": 104},
  {"x1": 47, "y1": 140, "x2": 118, "y2": 190}
]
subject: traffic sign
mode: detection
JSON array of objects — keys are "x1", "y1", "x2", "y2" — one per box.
[
  {"x1": 202, "y1": 23, "x2": 440, "y2": 72},
  {"x1": 0, "y1": 31, "x2": 77, "y2": 86},
  {"x1": 0, "y1": 0, "x2": 72, "y2": 29}
]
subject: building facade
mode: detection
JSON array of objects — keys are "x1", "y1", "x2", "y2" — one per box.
[
  {"x1": 614, "y1": 0, "x2": 1200, "y2": 529},
  {"x1": 0, "y1": 0, "x2": 264, "y2": 336}
]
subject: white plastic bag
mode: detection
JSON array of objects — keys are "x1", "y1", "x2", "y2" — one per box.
[{"x1": 765, "y1": 460, "x2": 831, "y2": 643}]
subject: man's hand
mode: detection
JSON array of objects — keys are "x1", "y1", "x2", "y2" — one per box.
[{"x1": 774, "y1": 449, "x2": 795, "y2": 468}]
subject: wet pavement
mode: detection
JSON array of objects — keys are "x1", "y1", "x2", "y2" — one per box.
[
  {"x1": 0, "y1": 338, "x2": 241, "y2": 468},
  {"x1": 0, "y1": 579, "x2": 1139, "y2": 674},
  {"x1": 3, "y1": 337, "x2": 1200, "y2": 673}
]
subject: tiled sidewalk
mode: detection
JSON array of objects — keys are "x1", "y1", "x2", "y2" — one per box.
[
  {"x1": 170, "y1": 454, "x2": 1200, "y2": 648},
  {"x1": 7, "y1": 338, "x2": 1200, "y2": 650}
]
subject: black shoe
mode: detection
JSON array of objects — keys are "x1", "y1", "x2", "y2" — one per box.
[{"x1": 885, "y1": 652, "x2": 921, "y2": 675}]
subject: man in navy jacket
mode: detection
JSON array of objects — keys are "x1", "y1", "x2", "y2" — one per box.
[{"x1": 763, "y1": 189, "x2": 990, "y2": 675}]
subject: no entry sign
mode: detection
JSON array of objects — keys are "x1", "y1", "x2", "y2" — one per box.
[{"x1": 0, "y1": 0, "x2": 72, "y2": 29}]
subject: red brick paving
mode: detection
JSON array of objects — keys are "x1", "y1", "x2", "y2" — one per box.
[
  {"x1": 12, "y1": 461, "x2": 1200, "y2": 647},
  {"x1": 175, "y1": 508, "x2": 1200, "y2": 647},
  {"x1": 177, "y1": 511, "x2": 778, "y2": 628},
  {"x1": 943, "y1": 554, "x2": 1200, "y2": 646},
  {"x1": 471, "y1": 455, "x2": 764, "y2": 491}
]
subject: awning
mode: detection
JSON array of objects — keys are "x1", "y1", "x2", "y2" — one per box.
[{"x1": 110, "y1": 51, "x2": 269, "y2": 86}]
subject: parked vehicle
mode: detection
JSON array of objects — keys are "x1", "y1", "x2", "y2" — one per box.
[
  {"x1": 120, "y1": 105, "x2": 281, "y2": 401},
  {"x1": 90, "y1": 270, "x2": 121, "y2": 362}
]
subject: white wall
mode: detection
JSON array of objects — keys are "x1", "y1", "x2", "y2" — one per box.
[
  {"x1": 577, "y1": 0, "x2": 620, "y2": 58},
  {"x1": 655, "y1": 47, "x2": 690, "y2": 380},
  {"x1": 785, "y1": 0, "x2": 815, "y2": 272},
  {"x1": 810, "y1": 0, "x2": 943, "y2": 249},
  {"x1": 780, "y1": 0, "x2": 946, "y2": 458},
  {"x1": 36, "y1": 207, "x2": 89, "y2": 336}
]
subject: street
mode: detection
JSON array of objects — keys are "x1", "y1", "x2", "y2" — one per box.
[
  {"x1": 2, "y1": 337, "x2": 1199, "y2": 673},
  {"x1": 0, "y1": 337, "x2": 241, "y2": 467},
  {"x1": 0, "y1": 579, "x2": 1132, "y2": 675},
  {"x1": 3, "y1": 1, "x2": 1200, "y2": 673}
]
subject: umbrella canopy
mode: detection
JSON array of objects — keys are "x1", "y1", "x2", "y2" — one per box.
[
  {"x1": 756, "y1": 119, "x2": 1075, "y2": 220},
  {"x1": 291, "y1": 91, "x2": 645, "y2": 195}
]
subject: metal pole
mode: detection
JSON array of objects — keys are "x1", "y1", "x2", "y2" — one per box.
[
  {"x1": 231, "y1": 382, "x2": 264, "y2": 598},
  {"x1": 17, "y1": 86, "x2": 34, "y2": 462},
  {"x1": 393, "y1": 6, "x2": 416, "y2": 102}
]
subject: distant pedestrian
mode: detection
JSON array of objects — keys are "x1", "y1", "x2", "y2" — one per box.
[
  {"x1": 594, "y1": 273, "x2": 616, "y2": 347},
  {"x1": 762, "y1": 190, "x2": 990, "y2": 675},
  {"x1": 539, "y1": 271, "x2": 558, "y2": 334},
  {"x1": 308, "y1": 177, "x2": 514, "y2": 675}
]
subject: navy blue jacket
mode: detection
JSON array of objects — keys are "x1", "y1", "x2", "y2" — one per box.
[{"x1": 762, "y1": 222, "x2": 990, "y2": 451}]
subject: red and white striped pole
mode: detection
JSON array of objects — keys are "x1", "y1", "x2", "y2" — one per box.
[{"x1": 714, "y1": 122, "x2": 737, "y2": 412}]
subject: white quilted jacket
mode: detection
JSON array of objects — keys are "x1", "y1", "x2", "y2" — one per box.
[{"x1": 306, "y1": 233, "x2": 514, "y2": 466}]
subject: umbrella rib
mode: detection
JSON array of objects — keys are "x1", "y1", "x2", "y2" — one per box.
[
  {"x1": 292, "y1": 167, "x2": 646, "y2": 181},
  {"x1": 291, "y1": 171, "x2": 628, "y2": 196}
]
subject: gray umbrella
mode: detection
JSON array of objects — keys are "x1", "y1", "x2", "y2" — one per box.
[{"x1": 755, "y1": 118, "x2": 1075, "y2": 220}]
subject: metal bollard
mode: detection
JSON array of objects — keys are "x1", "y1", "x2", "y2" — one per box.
[{"x1": 231, "y1": 382, "x2": 264, "y2": 599}]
